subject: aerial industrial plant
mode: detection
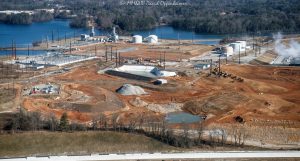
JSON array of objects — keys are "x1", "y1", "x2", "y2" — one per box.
[{"x1": 0, "y1": 0, "x2": 299, "y2": 160}]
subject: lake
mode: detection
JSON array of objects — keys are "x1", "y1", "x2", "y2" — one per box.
[
  {"x1": 0, "y1": 50, "x2": 46, "y2": 56},
  {"x1": 0, "y1": 19, "x2": 230, "y2": 48},
  {"x1": 0, "y1": 19, "x2": 105, "y2": 48}
]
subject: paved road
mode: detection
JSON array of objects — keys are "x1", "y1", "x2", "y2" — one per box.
[{"x1": 1, "y1": 151, "x2": 300, "y2": 161}]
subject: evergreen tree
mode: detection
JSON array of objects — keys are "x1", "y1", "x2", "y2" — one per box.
[{"x1": 59, "y1": 112, "x2": 69, "y2": 131}]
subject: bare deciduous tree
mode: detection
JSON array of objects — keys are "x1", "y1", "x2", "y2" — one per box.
[
  {"x1": 197, "y1": 121, "x2": 204, "y2": 145},
  {"x1": 91, "y1": 115, "x2": 99, "y2": 130},
  {"x1": 99, "y1": 113, "x2": 107, "y2": 130},
  {"x1": 47, "y1": 113, "x2": 58, "y2": 131},
  {"x1": 111, "y1": 113, "x2": 119, "y2": 131}
]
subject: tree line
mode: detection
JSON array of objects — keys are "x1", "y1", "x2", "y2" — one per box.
[
  {"x1": 1, "y1": 0, "x2": 300, "y2": 34},
  {"x1": 0, "y1": 11, "x2": 54, "y2": 25},
  {"x1": 65, "y1": 0, "x2": 300, "y2": 34},
  {"x1": 2, "y1": 107, "x2": 248, "y2": 148}
]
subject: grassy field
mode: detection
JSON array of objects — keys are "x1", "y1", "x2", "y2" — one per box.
[
  {"x1": 0, "y1": 131, "x2": 178, "y2": 157},
  {"x1": 0, "y1": 88, "x2": 15, "y2": 112}
]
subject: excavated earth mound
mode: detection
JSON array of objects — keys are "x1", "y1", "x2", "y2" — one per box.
[{"x1": 116, "y1": 84, "x2": 147, "y2": 96}]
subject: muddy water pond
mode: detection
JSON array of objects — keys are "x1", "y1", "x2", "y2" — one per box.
[{"x1": 165, "y1": 112, "x2": 202, "y2": 124}]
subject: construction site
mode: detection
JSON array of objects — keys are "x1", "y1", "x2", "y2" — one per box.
[{"x1": 0, "y1": 26, "x2": 300, "y2": 150}]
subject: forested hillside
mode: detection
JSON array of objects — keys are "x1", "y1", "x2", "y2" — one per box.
[{"x1": 0, "y1": 0, "x2": 299, "y2": 34}]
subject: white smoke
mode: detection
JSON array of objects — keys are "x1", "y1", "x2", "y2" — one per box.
[{"x1": 274, "y1": 33, "x2": 300, "y2": 58}]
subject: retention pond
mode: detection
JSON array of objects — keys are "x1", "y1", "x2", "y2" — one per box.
[{"x1": 165, "y1": 112, "x2": 202, "y2": 124}]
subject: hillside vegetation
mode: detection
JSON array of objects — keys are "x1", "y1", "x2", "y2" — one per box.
[{"x1": 0, "y1": 0, "x2": 299, "y2": 34}]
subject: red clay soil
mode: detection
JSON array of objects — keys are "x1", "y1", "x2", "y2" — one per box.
[
  {"x1": 21, "y1": 59, "x2": 300, "y2": 129},
  {"x1": 22, "y1": 98, "x2": 91, "y2": 122},
  {"x1": 120, "y1": 45, "x2": 213, "y2": 61},
  {"x1": 53, "y1": 64, "x2": 118, "y2": 82},
  {"x1": 196, "y1": 64, "x2": 300, "y2": 127}
]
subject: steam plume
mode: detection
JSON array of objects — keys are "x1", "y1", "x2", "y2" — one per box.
[{"x1": 274, "y1": 33, "x2": 300, "y2": 57}]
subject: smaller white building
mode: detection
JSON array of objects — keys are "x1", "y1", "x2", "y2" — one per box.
[
  {"x1": 236, "y1": 41, "x2": 247, "y2": 51},
  {"x1": 153, "y1": 79, "x2": 168, "y2": 85},
  {"x1": 81, "y1": 34, "x2": 90, "y2": 41},
  {"x1": 194, "y1": 64, "x2": 211, "y2": 70},
  {"x1": 132, "y1": 35, "x2": 143, "y2": 43},
  {"x1": 230, "y1": 42, "x2": 245, "y2": 53},
  {"x1": 222, "y1": 46, "x2": 234, "y2": 56}
]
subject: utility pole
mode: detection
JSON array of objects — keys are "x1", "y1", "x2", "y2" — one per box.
[
  {"x1": 27, "y1": 45, "x2": 30, "y2": 56},
  {"x1": 210, "y1": 59, "x2": 212, "y2": 75},
  {"x1": 46, "y1": 36, "x2": 49, "y2": 49},
  {"x1": 11, "y1": 40, "x2": 13, "y2": 58},
  {"x1": 57, "y1": 30, "x2": 59, "y2": 42},
  {"x1": 105, "y1": 45, "x2": 108, "y2": 62},
  {"x1": 239, "y1": 47, "x2": 241, "y2": 64},
  {"x1": 73, "y1": 31, "x2": 76, "y2": 43},
  {"x1": 110, "y1": 46, "x2": 113, "y2": 61},
  {"x1": 254, "y1": 46, "x2": 257, "y2": 57},
  {"x1": 65, "y1": 32, "x2": 67, "y2": 44},
  {"x1": 164, "y1": 51, "x2": 166, "y2": 70},
  {"x1": 255, "y1": 38, "x2": 258, "y2": 57},
  {"x1": 52, "y1": 30, "x2": 54, "y2": 43},
  {"x1": 13, "y1": 41, "x2": 16, "y2": 60},
  {"x1": 15, "y1": 42, "x2": 17, "y2": 59},
  {"x1": 160, "y1": 53, "x2": 162, "y2": 67},
  {"x1": 115, "y1": 52, "x2": 118, "y2": 67},
  {"x1": 259, "y1": 39, "x2": 261, "y2": 55},
  {"x1": 69, "y1": 41, "x2": 72, "y2": 55},
  {"x1": 11, "y1": 40, "x2": 16, "y2": 60},
  {"x1": 218, "y1": 55, "x2": 221, "y2": 73},
  {"x1": 252, "y1": 34, "x2": 255, "y2": 50},
  {"x1": 245, "y1": 45, "x2": 247, "y2": 56},
  {"x1": 12, "y1": 78, "x2": 14, "y2": 96},
  {"x1": 118, "y1": 52, "x2": 121, "y2": 66},
  {"x1": 115, "y1": 49, "x2": 118, "y2": 67}
]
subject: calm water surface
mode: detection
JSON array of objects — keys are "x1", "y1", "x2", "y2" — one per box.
[
  {"x1": 165, "y1": 112, "x2": 202, "y2": 124},
  {"x1": 0, "y1": 20, "x2": 230, "y2": 47}
]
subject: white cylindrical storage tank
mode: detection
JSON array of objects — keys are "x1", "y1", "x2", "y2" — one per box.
[
  {"x1": 146, "y1": 35, "x2": 158, "y2": 43},
  {"x1": 222, "y1": 46, "x2": 234, "y2": 56},
  {"x1": 132, "y1": 35, "x2": 143, "y2": 43},
  {"x1": 230, "y1": 43, "x2": 241, "y2": 53},
  {"x1": 236, "y1": 41, "x2": 246, "y2": 51}
]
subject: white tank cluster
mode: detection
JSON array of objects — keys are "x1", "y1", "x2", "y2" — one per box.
[
  {"x1": 132, "y1": 35, "x2": 159, "y2": 44},
  {"x1": 132, "y1": 35, "x2": 143, "y2": 44},
  {"x1": 145, "y1": 35, "x2": 158, "y2": 44}
]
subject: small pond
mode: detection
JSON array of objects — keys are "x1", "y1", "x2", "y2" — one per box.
[{"x1": 165, "y1": 112, "x2": 202, "y2": 124}]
